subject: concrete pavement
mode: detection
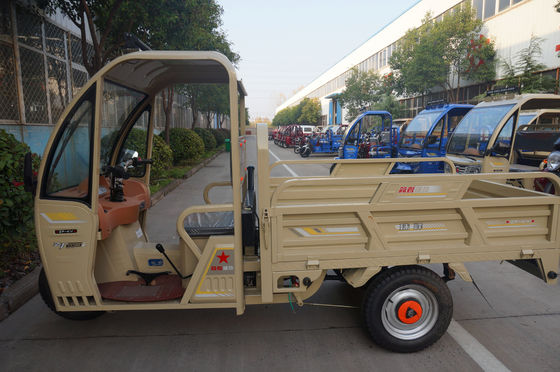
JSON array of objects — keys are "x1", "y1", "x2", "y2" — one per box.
[{"x1": 1, "y1": 136, "x2": 559, "y2": 371}]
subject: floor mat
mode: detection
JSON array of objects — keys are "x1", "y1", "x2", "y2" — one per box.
[{"x1": 98, "y1": 275, "x2": 185, "y2": 302}]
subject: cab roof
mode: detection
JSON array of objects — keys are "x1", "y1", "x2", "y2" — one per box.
[
  {"x1": 97, "y1": 51, "x2": 247, "y2": 96},
  {"x1": 477, "y1": 94, "x2": 560, "y2": 110}
]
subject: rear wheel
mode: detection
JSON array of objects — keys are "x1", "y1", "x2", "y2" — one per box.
[
  {"x1": 39, "y1": 268, "x2": 105, "y2": 321},
  {"x1": 362, "y1": 265, "x2": 452, "y2": 353}
]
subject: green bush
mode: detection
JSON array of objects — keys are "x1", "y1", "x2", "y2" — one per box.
[
  {"x1": 150, "y1": 135, "x2": 173, "y2": 180},
  {"x1": 218, "y1": 128, "x2": 231, "y2": 139},
  {"x1": 0, "y1": 130, "x2": 38, "y2": 258},
  {"x1": 210, "y1": 128, "x2": 226, "y2": 146},
  {"x1": 194, "y1": 128, "x2": 217, "y2": 152},
  {"x1": 163, "y1": 128, "x2": 204, "y2": 164}
]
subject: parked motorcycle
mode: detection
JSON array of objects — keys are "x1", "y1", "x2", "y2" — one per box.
[{"x1": 535, "y1": 137, "x2": 560, "y2": 194}]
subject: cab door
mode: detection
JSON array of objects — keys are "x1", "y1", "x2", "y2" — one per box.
[
  {"x1": 35, "y1": 83, "x2": 102, "y2": 307},
  {"x1": 342, "y1": 120, "x2": 360, "y2": 158},
  {"x1": 483, "y1": 112, "x2": 518, "y2": 173}
]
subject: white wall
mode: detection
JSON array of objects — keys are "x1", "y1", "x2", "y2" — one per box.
[{"x1": 277, "y1": 0, "x2": 560, "y2": 119}]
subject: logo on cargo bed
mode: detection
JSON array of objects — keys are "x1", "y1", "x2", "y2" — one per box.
[
  {"x1": 293, "y1": 227, "x2": 360, "y2": 237},
  {"x1": 396, "y1": 185, "x2": 447, "y2": 198}
]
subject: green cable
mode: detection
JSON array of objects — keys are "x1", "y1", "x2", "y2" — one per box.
[{"x1": 288, "y1": 292, "x2": 295, "y2": 312}]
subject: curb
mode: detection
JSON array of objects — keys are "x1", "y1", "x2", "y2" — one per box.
[
  {"x1": 0, "y1": 149, "x2": 224, "y2": 322},
  {"x1": 0, "y1": 266, "x2": 41, "y2": 322},
  {"x1": 150, "y1": 150, "x2": 224, "y2": 207}
]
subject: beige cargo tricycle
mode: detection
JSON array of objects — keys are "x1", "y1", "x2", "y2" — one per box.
[{"x1": 27, "y1": 51, "x2": 560, "y2": 353}]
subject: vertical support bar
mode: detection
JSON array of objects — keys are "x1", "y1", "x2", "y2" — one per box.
[
  {"x1": 336, "y1": 100, "x2": 342, "y2": 124},
  {"x1": 41, "y1": 21, "x2": 52, "y2": 125},
  {"x1": 10, "y1": 2, "x2": 26, "y2": 132},
  {"x1": 555, "y1": 68, "x2": 559, "y2": 95},
  {"x1": 256, "y1": 123, "x2": 273, "y2": 303},
  {"x1": 239, "y1": 94, "x2": 246, "y2": 136},
  {"x1": 229, "y1": 74, "x2": 245, "y2": 315},
  {"x1": 63, "y1": 31, "x2": 72, "y2": 103}
]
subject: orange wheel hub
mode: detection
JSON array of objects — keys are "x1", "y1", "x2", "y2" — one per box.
[{"x1": 397, "y1": 300, "x2": 423, "y2": 324}]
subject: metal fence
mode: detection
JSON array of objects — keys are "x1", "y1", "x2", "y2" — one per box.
[
  {"x1": 0, "y1": 1, "x2": 229, "y2": 154},
  {"x1": 0, "y1": 2, "x2": 90, "y2": 126}
]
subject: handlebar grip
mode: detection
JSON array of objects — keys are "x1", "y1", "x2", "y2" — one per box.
[{"x1": 132, "y1": 158, "x2": 154, "y2": 166}]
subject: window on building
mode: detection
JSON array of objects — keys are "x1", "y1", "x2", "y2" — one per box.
[
  {"x1": 20, "y1": 47, "x2": 48, "y2": 123},
  {"x1": 498, "y1": 0, "x2": 510, "y2": 11},
  {"x1": 48, "y1": 57, "x2": 69, "y2": 122},
  {"x1": 473, "y1": 0, "x2": 483, "y2": 19},
  {"x1": 484, "y1": 0, "x2": 496, "y2": 19},
  {"x1": 45, "y1": 21, "x2": 66, "y2": 59}
]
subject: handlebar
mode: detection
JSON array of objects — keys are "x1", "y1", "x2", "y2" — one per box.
[{"x1": 132, "y1": 157, "x2": 154, "y2": 166}]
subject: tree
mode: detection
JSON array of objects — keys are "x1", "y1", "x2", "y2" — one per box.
[
  {"x1": 389, "y1": 14, "x2": 447, "y2": 98},
  {"x1": 498, "y1": 36, "x2": 555, "y2": 93},
  {"x1": 143, "y1": 0, "x2": 238, "y2": 140},
  {"x1": 374, "y1": 94, "x2": 405, "y2": 119},
  {"x1": 272, "y1": 97, "x2": 321, "y2": 126},
  {"x1": 298, "y1": 98, "x2": 321, "y2": 125},
  {"x1": 390, "y1": 4, "x2": 496, "y2": 102},
  {"x1": 338, "y1": 68, "x2": 384, "y2": 121},
  {"x1": 44, "y1": 0, "x2": 238, "y2": 141},
  {"x1": 44, "y1": 0, "x2": 147, "y2": 75}
]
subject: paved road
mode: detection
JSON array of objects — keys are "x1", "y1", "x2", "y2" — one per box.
[{"x1": 1, "y1": 136, "x2": 559, "y2": 371}]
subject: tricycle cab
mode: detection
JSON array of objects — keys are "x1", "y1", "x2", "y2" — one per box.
[
  {"x1": 397, "y1": 103, "x2": 473, "y2": 173},
  {"x1": 34, "y1": 51, "x2": 251, "y2": 315},
  {"x1": 446, "y1": 94, "x2": 560, "y2": 174},
  {"x1": 337, "y1": 110, "x2": 397, "y2": 159}
]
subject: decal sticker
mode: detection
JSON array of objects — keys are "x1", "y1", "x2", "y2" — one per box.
[
  {"x1": 487, "y1": 219, "x2": 536, "y2": 229},
  {"x1": 53, "y1": 241, "x2": 84, "y2": 249},
  {"x1": 41, "y1": 212, "x2": 85, "y2": 224},
  {"x1": 55, "y1": 229, "x2": 77, "y2": 235},
  {"x1": 293, "y1": 226, "x2": 360, "y2": 237},
  {"x1": 396, "y1": 185, "x2": 447, "y2": 198},
  {"x1": 195, "y1": 247, "x2": 235, "y2": 298},
  {"x1": 395, "y1": 222, "x2": 447, "y2": 232},
  {"x1": 148, "y1": 259, "x2": 164, "y2": 266},
  {"x1": 136, "y1": 228, "x2": 143, "y2": 238}
]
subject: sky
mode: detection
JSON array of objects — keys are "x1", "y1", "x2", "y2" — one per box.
[{"x1": 218, "y1": 0, "x2": 419, "y2": 121}]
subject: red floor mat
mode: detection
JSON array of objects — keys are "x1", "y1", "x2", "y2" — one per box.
[{"x1": 98, "y1": 275, "x2": 185, "y2": 302}]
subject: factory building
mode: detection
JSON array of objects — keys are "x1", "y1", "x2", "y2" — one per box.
[{"x1": 276, "y1": 0, "x2": 560, "y2": 124}]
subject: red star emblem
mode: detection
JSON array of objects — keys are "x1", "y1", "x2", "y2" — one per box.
[{"x1": 217, "y1": 252, "x2": 229, "y2": 264}]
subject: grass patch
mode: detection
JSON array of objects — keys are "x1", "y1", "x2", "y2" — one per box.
[{"x1": 149, "y1": 178, "x2": 174, "y2": 194}]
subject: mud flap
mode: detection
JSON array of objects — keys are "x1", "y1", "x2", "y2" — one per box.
[{"x1": 508, "y1": 250, "x2": 559, "y2": 284}]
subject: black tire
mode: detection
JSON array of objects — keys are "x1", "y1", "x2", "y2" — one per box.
[
  {"x1": 39, "y1": 268, "x2": 105, "y2": 321},
  {"x1": 294, "y1": 146, "x2": 300, "y2": 154},
  {"x1": 362, "y1": 265, "x2": 452, "y2": 353}
]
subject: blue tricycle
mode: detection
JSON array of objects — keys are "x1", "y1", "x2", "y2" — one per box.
[
  {"x1": 394, "y1": 102, "x2": 473, "y2": 173},
  {"x1": 336, "y1": 110, "x2": 398, "y2": 160},
  {"x1": 299, "y1": 125, "x2": 345, "y2": 157}
]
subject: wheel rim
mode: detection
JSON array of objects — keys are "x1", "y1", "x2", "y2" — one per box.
[{"x1": 381, "y1": 284, "x2": 438, "y2": 340}]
